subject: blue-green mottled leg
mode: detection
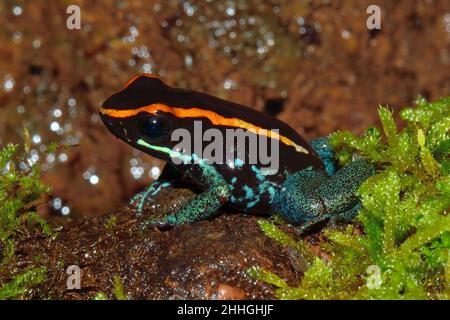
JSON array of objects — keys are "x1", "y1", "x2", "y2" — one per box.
[
  {"x1": 130, "y1": 163, "x2": 181, "y2": 216},
  {"x1": 144, "y1": 162, "x2": 231, "y2": 228},
  {"x1": 309, "y1": 136, "x2": 336, "y2": 176},
  {"x1": 130, "y1": 181, "x2": 173, "y2": 216},
  {"x1": 273, "y1": 169, "x2": 328, "y2": 225},
  {"x1": 330, "y1": 202, "x2": 362, "y2": 224},
  {"x1": 317, "y1": 158, "x2": 374, "y2": 215},
  {"x1": 274, "y1": 158, "x2": 375, "y2": 231},
  {"x1": 296, "y1": 201, "x2": 362, "y2": 233},
  {"x1": 144, "y1": 182, "x2": 230, "y2": 227}
]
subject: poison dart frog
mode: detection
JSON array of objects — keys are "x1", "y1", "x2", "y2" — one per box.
[{"x1": 100, "y1": 74, "x2": 374, "y2": 230}]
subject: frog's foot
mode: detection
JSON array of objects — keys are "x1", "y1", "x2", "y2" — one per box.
[
  {"x1": 130, "y1": 181, "x2": 173, "y2": 216},
  {"x1": 294, "y1": 213, "x2": 333, "y2": 234},
  {"x1": 294, "y1": 202, "x2": 362, "y2": 234},
  {"x1": 140, "y1": 215, "x2": 177, "y2": 229}
]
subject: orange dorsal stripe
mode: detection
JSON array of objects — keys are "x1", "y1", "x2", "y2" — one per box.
[{"x1": 100, "y1": 104, "x2": 309, "y2": 154}]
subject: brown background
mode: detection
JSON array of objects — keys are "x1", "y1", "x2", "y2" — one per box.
[{"x1": 0, "y1": 0, "x2": 449, "y2": 216}]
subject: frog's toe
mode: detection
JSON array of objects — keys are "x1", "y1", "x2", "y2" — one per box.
[
  {"x1": 129, "y1": 190, "x2": 146, "y2": 206},
  {"x1": 129, "y1": 181, "x2": 173, "y2": 216},
  {"x1": 330, "y1": 201, "x2": 362, "y2": 224},
  {"x1": 140, "y1": 216, "x2": 176, "y2": 230},
  {"x1": 293, "y1": 213, "x2": 333, "y2": 234},
  {"x1": 129, "y1": 190, "x2": 150, "y2": 216}
]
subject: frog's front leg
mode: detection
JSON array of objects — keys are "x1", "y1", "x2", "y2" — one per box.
[
  {"x1": 130, "y1": 163, "x2": 182, "y2": 216},
  {"x1": 273, "y1": 158, "x2": 375, "y2": 231},
  {"x1": 144, "y1": 162, "x2": 231, "y2": 228}
]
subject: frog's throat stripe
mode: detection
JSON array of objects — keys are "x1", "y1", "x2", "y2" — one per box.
[
  {"x1": 137, "y1": 139, "x2": 187, "y2": 160},
  {"x1": 137, "y1": 139, "x2": 208, "y2": 166},
  {"x1": 101, "y1": 104, "x2": 309, "y2": 154}
]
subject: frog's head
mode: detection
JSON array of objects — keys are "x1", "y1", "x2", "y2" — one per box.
[{"x1": 100, "y1": 74, "x2": 187, "y2": 163}]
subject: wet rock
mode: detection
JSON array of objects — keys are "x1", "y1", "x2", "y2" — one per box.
[{"x1": 7, "y1": 188, "x2": 300, "y2": 299}]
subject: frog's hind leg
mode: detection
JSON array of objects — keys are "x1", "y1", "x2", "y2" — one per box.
[
  {"x1": 273, "y1": 169, "x2": 329, "y2": 226},
  {"x1": 273, "y1": 158, "x2": 374, "y2": 233},
  {"x1": 130, "y1": 163, "x2": 182, "y2": 216},
  {"x1": 309, "y1": 136, "x2": 336, "y2": 176}
]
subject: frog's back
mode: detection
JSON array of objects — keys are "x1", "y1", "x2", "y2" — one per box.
[
  {"x1": 104, "y1": 74, "x2": 323, "y2": 172},
  {"x1": 175, "y1": 85, "x2": 324, "y2": 173}
]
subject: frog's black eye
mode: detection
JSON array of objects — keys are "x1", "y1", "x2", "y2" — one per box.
[{"x1": 139, "y1": 114, "x2": 172, "y2": 142}]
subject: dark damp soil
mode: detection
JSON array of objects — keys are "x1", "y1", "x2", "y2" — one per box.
[{"x1": 4, "y1": 187, "x2": 320, "y2": 299}]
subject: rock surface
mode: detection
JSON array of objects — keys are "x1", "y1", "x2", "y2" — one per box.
[{"x1": 8, "y1": 188, "x2": 307, "y2": 299}]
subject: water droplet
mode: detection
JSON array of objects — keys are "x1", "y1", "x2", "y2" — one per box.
[
  {"x1": 17, "y1": 105, "x2": 25, "y2": 113},
  {"x1": 150, "y1": 166, "x2": 161, "y2": 178},
  {"x1": 142, "y1": 63, "x2": 152, "y2": 73},
  {"x1": 4, "y1": 77, "x2": 14, "y2": 92},
  {"x1": 341, "y1": 30, "x2": 351, "y2": 39},
  {"x1": 53, "y1": 198, "x2": 62, "y2": 210},
  {"x1": 46, "y1": 153, "x2": 55, "y2": 163},
  {"x1": 32, "y1": 134, "x2": 41, "y2": 144},
  {"x1": 68, "y1": 98, "x2": 77, "y2": 107},
  {"x1": 89, "y1": 175, "x2": 99, "y2": 185},
  {"x1": 61, "y1": 206, "x2": 70, "y2": 216},
  {"x1": 53, "y1": 108, "x2": 62, "y2": 117},
  {"x1": 32, "y1": 39, "x2": 41, "y2": 48},
  {"x1": 12, "y1": 6, "x2": 22, "y2": 16},
  {"x1": 185, "y1": 55, "x2": 193, "y2": 68},
  {"x1": 50, "y1": 121, "x2": 60, "y2": 132},
  {"x1": 58, "y1": 153, "x2": 68, "y2": 162},
  {"x1": 226, "y1": 7, "x2": 235, "y2": 16}
]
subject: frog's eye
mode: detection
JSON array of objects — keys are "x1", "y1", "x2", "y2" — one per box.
[{"x1": 139, "y1": 114, "x2": 172, "y2": 142}]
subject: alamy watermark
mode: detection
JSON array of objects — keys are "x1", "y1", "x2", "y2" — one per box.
[
  {"x1": 366, "y1": 265, "x2": 382, "y2": 289},
  {"x1": 66, "y1": 265, "x2": 81, "y2": 290},
  {"x1": 65, "y1": 4, "x2": 382, "y2": 33},
  {"x1": 167, "y1": 121, "x2": 280, "y2": 174},
  {"x1": 66, "y1": 5, "x2": 81, "y2": 30},
  {"x1": 366, "y1": 5, "x2": 381, "y2": 30}
]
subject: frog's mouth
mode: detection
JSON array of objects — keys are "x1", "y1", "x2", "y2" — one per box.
[{"x1": 99, "y1": 111, "x2": 131, "y2": 143}]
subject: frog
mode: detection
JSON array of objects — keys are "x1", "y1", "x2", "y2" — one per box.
[{"x1": 100, "y1": 74, "x2": 375, "y2": 231}]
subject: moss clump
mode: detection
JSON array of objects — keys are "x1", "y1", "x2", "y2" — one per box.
[
  {"x1": 248, "y1": 97, "x2": 450, "y2": 299},
  {"x1": 0, "y1": 267, "x2": 47, "y2": 300},
  {"x1": 92, "y1": 292, "x2": 108, "y2": 300},
  {"x1": 0, "y1": 129, "x2": 55, "y2": 263},
  {"x1": 0, "y1": 128, "x2": 56, "y2": 298},
  {"x1": 113, "y1": 274, "x2": 127, "y2": 300},
  {"x1": 104, "y1": 215, "x2": 118, "y2": 229}
]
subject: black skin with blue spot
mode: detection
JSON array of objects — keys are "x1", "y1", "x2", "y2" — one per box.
[{"x1": 101, "y1": 75, "x2": 375, "y2": 230}]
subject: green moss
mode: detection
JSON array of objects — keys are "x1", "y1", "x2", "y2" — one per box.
[
  {"x1": 92, "y1": 292, "x2": 108, "y2": 300},
  {"x1": 104, "y1": 215, "x2": 118, "y2": 229},
  {"x1": 249, "y1": 97, "x2": 450, "y2": 299},
  {"x1": 113, "y1": 274, "x2": 127, "y2": 300},
  {"x1": 0, "y1": 267, "x2": 47, "y2": 299},
  {"x1": 0, "y1": 129, "x2": 54, "y2": 264},
  {"x1": 0, "y1": 128, "x2": 56, "y2": 299}
]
